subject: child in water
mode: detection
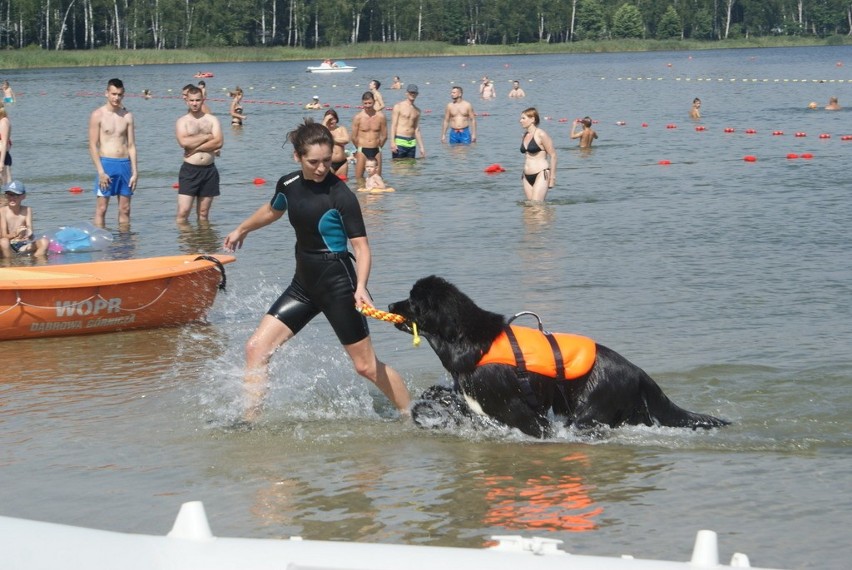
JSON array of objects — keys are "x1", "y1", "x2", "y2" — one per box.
[
  {"x1": 359, "y1": 158, "x2": 394, "y2": 193},
  {"x1": 1, "y1": 180, "x2": 49, "y2": 257}
]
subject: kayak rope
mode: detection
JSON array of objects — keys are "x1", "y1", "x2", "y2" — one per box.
[
  {"x1": 6, "y1": 281, "x2": 172, "y2": 313},
  {"x1": 2, "y1": 258, "x2": 227, "y2": 315},
  {"x1": 358, "y1": 305, "x2": 420, "y2": 347},
  {"x1": 193, "y1": 255, "x2": 227, "y2": 290}
]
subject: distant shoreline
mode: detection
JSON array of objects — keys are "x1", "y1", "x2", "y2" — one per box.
[{"x1": 2, "y1": 37, "x2": 848, "y2": 70}]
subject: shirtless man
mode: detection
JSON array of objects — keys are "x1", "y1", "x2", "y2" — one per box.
[
  {"x1": 390, "y1": 84, "x2": 426, "y2": 159},
  {"x1": 89, "y1": 78, "x2": 137, "y2": 227},
  {"x1": 508, "y1": 80, "x2": 526, "y2": 98},
  {"x1": 175, "y1": 85, "x2": 223, "y2": 222},
  {"x1": 570, "y1": 116, "x2": 598, "y2": 149},
  {"x1": 689, "y1": 97, "x2": 701, "y2": 119},
  {"x1": 369, "y1": 80, "x2": 385, "y2": 112},
  {"x1": 351, "y1": 91, "x2": 387, "y2": 182},
  {"x1": 441, "y1": 86, "x2": 477, "y2": 144}
]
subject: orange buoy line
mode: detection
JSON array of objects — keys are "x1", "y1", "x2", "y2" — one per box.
[{"x1": 358, "y1": 305, "x2": 420, "y2": 346}]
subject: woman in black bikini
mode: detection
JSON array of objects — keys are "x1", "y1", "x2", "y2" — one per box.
[
  {"x1": 223, "y1": 119, "x2": 410, "y2": 424},
  {"x1": 322, "y1": 109, "x2": 351, "y2": 180},
  {"x1": 519, "y1": 107, "x2": 557, "y2": 202}
]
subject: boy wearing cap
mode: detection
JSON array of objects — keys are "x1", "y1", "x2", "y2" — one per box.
[
  {"x1": 0, "y1": 180, "x2": 49, "y2": 257},
  {"x1": 390, "y1": 85, "x2": 425, "y2": 159}
]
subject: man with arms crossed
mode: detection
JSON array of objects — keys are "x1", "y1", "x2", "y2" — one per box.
[
  {"x1": 351, "y1": 91, "x2": 387, "y2": 182},
  {"x1": 89, "y1": 78, "x2": 137, "y2": 227},
  {"x1": 441, "y1": 86, "x2": 477, "y2": 144},
  {"x1": 175, "y1": 85, "x2": 223, "y2": 222},
  {"x1": 390, "y1": 84, "x2": 426, "y2": 159}
]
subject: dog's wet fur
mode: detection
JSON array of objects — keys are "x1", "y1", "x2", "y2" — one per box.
[{"x1": 389, "y1": 276, "x2": 729, "y2": 438}]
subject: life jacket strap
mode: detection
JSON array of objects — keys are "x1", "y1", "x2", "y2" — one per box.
[
  {"x1": 503, "y1": 325, "x2": 539, "y2": 409},
  {"x1": 544, "y1": 332, "x2": 565, "y2": 379}
]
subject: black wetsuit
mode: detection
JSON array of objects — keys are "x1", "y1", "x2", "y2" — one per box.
[{"x1": 266, "y1": 170, "x2": 370, "y2": 345}]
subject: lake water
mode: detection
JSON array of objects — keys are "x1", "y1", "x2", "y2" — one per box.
[{"x1": 1, "y1": 46, "x2": 851, "y2": 569}]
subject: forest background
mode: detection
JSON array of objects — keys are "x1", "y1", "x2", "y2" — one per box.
[{"x1": 2, "y1": 0, "x2": 852, "y2": 68}]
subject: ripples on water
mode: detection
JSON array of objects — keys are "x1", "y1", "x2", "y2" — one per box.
[{"x1": 1, "y1": 47, "x2": 851, "y2": 568}]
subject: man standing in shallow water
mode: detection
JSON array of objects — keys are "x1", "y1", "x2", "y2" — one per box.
[
  {"x1": 441, "y1": 86, "x2": 477, "y2": 144},
  {"x1": 89, "y1": 78, "x2": 137, "y2": 227},
  {"x1": 390, "y1": 84, "x2": 426, "y2": 159},
  {"x1": 351, "y1": 91, "x2": 387, "y2": 182},
  {"x1": 175, "y1": 85, "x2": 223, "y2": 223}
]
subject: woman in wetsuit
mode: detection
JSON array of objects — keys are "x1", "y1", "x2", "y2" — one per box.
[
  {"x1": 322, "y1": 109, "x2": 350, "y2": 180},
  {"x1": 223, "y1": 119, "x2": 410, "y2": 423},
  {"x1": 519, "y1": 107, "x2": 557, "y2": 202}
]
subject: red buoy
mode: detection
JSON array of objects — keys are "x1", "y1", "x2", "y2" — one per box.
[
  {"x1": 801, "y1": 153, "x2": 813, "y2": 159},
  {"x1": 68, "y1": 186, "x2": 83, "y2": 194},
  {"x1": 819, "y1": 133, "x2": 831, "y2": 139},
  {"x1": 724, "y1": 128, "x2": 735, "y2": 133},
  {"x1": 253, "y1": 177, "x2": 266, "y2": 185},
  {"x1": 786, "y1": 153, "x2": 799, "y2": 159},
  {"x1": 658, "y1": 160, "x2": 671, "y2": 165},
  {"x1": 743, "y1": 155, "x2": 757, "y2": 162},
  {"x1": 795, "y1": 132, "x2": 807, "y2": 137}
]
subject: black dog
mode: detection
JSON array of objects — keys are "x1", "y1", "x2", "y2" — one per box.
[{"x1": 389, "y1": 276, "x2": 729, "y2": 438}]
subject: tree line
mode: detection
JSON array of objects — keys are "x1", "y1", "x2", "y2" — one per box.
[{"x1": 1, "y1": 0, "x2": 850, "y2": 51}]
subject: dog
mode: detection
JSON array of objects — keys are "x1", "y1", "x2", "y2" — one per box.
[{"x1": 389, "y1": 276, "x2": 729, "y2": 438}]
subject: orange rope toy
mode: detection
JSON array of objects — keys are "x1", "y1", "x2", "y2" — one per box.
[{"x1": 358, "y1": 306, "x2": 420, "y2": 346}]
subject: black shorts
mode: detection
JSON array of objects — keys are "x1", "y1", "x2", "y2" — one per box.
[
  {"x1": 267, "y1": 250, "x2": 369, "y2": 346},
  {"x1": 3, "y1": 151, "x2": 10, "y2": 166},
  {"x1": 179, "y1": 162, "x2": 220, "y2": 198}
]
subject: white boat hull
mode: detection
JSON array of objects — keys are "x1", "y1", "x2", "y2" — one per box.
[
  {"x1": 307, "y1": 66, "x2": 357, "y2": 73},
  {"x1": 0, "y1": 501, "x2": 786, "y2": 570}
]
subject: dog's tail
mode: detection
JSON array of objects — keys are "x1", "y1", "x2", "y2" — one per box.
[{"x1": 642, "y1": 387, "x2": 730, "y2": 430}]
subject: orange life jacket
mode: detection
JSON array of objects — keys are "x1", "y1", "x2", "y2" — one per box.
[{"x1": 477, "y1": 325, "x2": 596, "y2": 380}]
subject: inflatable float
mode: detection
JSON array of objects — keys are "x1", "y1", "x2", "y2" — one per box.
[
  {"x1": 0, "y1": 254, "x2": 234, "y2": 341},
  {"x1": 42, "y1": 222, "x2": 113, "y2": 254},
  {"x1": 0, "y1": 501, "x2": 786, "y2": 569}
]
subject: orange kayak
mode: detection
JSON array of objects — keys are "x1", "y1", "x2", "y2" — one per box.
[{"x1": 0, "y1": 254, "x2": 235, "y2": 341}]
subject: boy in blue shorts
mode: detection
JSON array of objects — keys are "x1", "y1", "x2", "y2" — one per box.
[{"x1": 88, "y1": 78, "x2": 137, "y2": 227}]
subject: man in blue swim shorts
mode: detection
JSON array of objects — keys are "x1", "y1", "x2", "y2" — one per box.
[
  {"x1": 390, "y1": 84, "x2": 426, "y2": 159},
  {"x1": 88, "y1": 78, "x2": 137, "y2": 227},
  {"x1": 441, "y1": 86, "x2": 477, "y2": 145}
]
